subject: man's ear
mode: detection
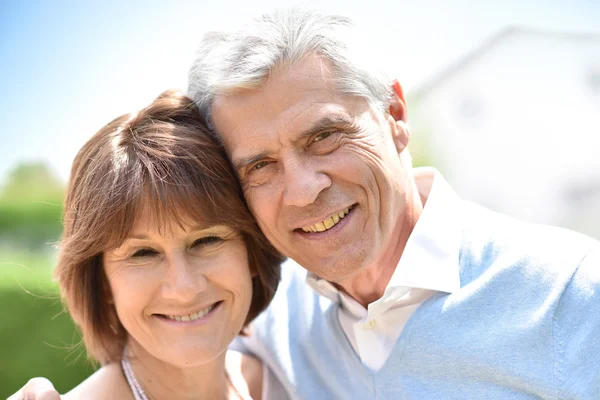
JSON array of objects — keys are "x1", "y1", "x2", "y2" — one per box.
[
  {"x1": 387, "y1": 80, "x2": 410, "y2": 153},
  {"x1": 389, "y1": 79, "x2": 407, "y2": 122}
]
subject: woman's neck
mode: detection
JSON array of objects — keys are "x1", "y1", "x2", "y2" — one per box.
[{"x1": 125, "y1": 340, "x2": 237, "y2": 400}]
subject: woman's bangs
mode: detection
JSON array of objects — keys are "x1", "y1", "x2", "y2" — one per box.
[{"x1": 135, "y1": 171, "x2": 232, "y2": 236}]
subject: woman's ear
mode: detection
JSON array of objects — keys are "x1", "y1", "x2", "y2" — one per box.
[{"x1": 101, "y1": 262, "x2": 115, "y2": 305}]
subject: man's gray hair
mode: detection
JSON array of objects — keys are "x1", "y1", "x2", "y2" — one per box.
[{"x1": 188, "y1": 8, "x2": 394, "y2": 129}]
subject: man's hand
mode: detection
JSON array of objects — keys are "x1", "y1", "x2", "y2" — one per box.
[{"x1": 7, "y1": 378, "x2": 60, "y2": 400}]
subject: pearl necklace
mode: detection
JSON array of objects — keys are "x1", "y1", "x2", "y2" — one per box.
[{"x1": 121, "y1": 356, "x2": 149, "y2": 400}]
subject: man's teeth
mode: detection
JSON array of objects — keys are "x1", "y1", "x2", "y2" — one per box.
[
  {"x1": 165, "y1": 303, "x2": 217, "y2": 322},
  {"x1": 302, "y1": 207, "x2": 351, "y2": 233}
]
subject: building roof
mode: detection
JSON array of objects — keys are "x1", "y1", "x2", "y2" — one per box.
[{"x1": 409, "y1": 26, "x2": 600, "y2": 100}]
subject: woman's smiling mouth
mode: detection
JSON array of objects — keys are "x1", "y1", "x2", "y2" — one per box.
[{"x1": 155, "y1": 301, "x2": 222, "y2": 324}]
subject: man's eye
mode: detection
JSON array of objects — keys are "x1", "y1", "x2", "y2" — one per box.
[
  {"x1": 313, "y1": 131, "x2": 334, "y2": 142},
  {"x1": 192, "y1": 236, "x2": 222, "y2": 248},
  {"x1": 131, "y1": 248, "x2": 158, "y2": 258},
  {"x1": 252, "y1": 161, "x2": 269, "y2": 170}
]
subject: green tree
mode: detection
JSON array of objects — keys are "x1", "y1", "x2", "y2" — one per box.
[
  {"x1": 1, "y1": 162, "x2": 64, "y2": 204},
  {"x1": 0, "y1": 162, "x2": 65, "y2": 249}
]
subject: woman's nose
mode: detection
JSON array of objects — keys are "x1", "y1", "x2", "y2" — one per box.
[{"x1": 160, "y1": 253, "x2": 208, "y2": 302}]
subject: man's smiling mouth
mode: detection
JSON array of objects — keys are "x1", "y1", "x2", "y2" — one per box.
[{"x1": 300, "y1": 206, "x2": 354, "y2": 233}]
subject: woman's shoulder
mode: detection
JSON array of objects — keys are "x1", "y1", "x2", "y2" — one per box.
[
  {"x1": 62, "y1": 363, "x2": 133, "y2": 400},
  {"x1": 226, "y1": 349, "x2": 264, "y2": 399}
]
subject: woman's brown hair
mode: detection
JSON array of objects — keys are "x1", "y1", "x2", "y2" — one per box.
[{"x1": 56, "y1": 90, "x2": 283, "y2": 364}]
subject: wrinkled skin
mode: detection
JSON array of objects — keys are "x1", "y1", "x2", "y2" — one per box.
[{"x1": 212, "y1": 55, "x2": 419, "y2": 304}]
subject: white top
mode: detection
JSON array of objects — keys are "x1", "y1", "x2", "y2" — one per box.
[
  {"x1": 306, "y1": 167, "x2": 462, "y2": 371},
  {"x1": 225, "y1": 350, "x2": 289, "y2": 399}
]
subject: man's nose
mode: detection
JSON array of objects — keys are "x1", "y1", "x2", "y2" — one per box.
[
  {"x1": 282, "y1": 158, "x2": 331, "y2": 207},
  {"x1": 161, "y1": 253, "x2": 208, "y2": 302}
]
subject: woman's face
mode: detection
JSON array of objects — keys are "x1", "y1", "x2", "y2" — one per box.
[{"x1": 103, "y1": 213, "x2": 253, "y2": 367}]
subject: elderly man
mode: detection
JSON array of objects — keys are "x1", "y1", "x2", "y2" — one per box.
[{"x1": 14, "y1": 7, "x2": 600, "y2": 400}]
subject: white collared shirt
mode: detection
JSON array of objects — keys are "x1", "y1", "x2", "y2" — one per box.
[{"x1": 306, "y1": 168, "x2": 462, "y2": 371}]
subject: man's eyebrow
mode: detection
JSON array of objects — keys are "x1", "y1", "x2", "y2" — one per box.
[
  {"x1": 232, "y1": 114, "x2": 356, "y2": 174},
  {"x1": 233, "y1": 152, "x2": 271, "y2": 175},
  {"x1": 294, "y1": 114, "x2": 355, "y2": 144}
]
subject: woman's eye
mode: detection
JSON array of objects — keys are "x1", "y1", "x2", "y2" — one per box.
[
  {"x1": 131, "y1": 248, "x2": 158, "y2": 258},
  {"x1": 313, "y1": 131, "x2": 334, "y2": 142},
  {"x1": 192, "y1": 236, "x2": 222, "y2": 248}
]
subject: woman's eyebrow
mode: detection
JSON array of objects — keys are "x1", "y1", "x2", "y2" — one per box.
[{"x1": 124, "y1": 234, "x2": 151, "y2": 241}]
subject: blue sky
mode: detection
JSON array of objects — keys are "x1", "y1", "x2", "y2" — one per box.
[{"x1": 1, "y1": 0, "x2": 599, "y2": 184}]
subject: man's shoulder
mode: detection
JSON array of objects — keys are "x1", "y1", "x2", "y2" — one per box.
[
  {"x1": 262, "y1": 258, "x2": 327, "y2": 318},
  {"x1": 461, "y1": 200, "x2": 597, "y2": 260},
  {"x1": 559, "y1": 246, "x2": 600, "y2": 304},
  {"x1": 241, "y1": 258, "x2": 337, "y2": 349},
  {"x1": 458, "y1": 200, "x2": 599, "y2": 286},
  {"x1": 278, "y1": 258, "x2": 309, "y2": 287}
]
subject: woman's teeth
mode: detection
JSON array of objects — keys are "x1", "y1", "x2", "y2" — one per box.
[
  {"x1": 164, "y1": 303, "x2": 217, "y2": 322},
  {"x1": 301, "y1": 206, "x2": 352, "y2": 233}
]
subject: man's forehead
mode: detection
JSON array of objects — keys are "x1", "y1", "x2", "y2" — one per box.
[
  {"x1": 212, "y1": 91, "x2": 365, "y2": 144},
  {"x1": 210, "y1": 54, "x2": 371, "y2": 160},
  {"x1": 218, "y1": 101, "x2": 355, "y2": 153},
  {"x1": 211, "y1": 55, "x2": 337, "y2": 122}
]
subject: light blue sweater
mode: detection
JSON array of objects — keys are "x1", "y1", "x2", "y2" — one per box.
[{"x1": 237, "y1": 201, "x2": 600, "y2": 399}]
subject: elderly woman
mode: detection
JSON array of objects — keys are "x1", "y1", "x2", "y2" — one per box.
[{"x1": 41, "y1": 91, "x2": 286, "y2": 399}]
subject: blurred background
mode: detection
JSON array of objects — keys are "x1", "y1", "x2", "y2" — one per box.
[{"x1": 1, "y1": 0, "x2": 599, "y2": 396}]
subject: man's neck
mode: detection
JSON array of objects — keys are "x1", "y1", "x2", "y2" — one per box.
[{"x1": 336, "y1": 181, "x2": 426, "y2": 308}]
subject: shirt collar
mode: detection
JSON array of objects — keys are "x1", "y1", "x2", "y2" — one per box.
[{"x1": 306, "y1": 167, "x2": 462, "y2": 306}]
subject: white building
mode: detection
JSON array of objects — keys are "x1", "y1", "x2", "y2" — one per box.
[{"x1": 409, "y1": 27, "x2": 600, "y2": 239}]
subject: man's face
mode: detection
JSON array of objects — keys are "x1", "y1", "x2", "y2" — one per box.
[{"x1": 211, "y1": 55, "x2": 411, "y2": 284}]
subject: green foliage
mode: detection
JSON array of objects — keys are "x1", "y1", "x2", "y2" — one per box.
[
  {"x1": 0, "y1": 252, "x2": 96, "y2": 398},
  {"x1": 0, "y1": 162, "x2": 65, "y2": 249},
  {"x1": 406, "y1": 92, "x2": 442, "y2": 171},
  {"x1": 0, "y1": 202, "x2": 64, "y2": 248},
  {"x1": 0, "y1": 163, "x2": 92, "y2": 397},
  {"x1": 0, "y1": 162, "x2": 64, "y2": 204}
]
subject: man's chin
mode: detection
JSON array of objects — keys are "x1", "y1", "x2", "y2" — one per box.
[{"x1": 296, "y1": 252, "x2": 368, "y2": 283}]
